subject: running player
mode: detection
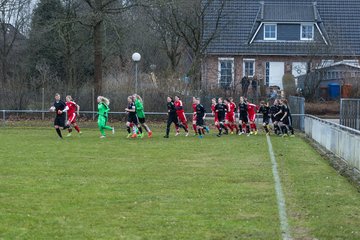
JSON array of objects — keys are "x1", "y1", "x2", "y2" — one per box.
[
  {"x1": 65, "y1": 95, "x2": 81, "y2": 137},
  {"x1": 278, "y1": 99, "x2": 294, "y2": 137},
  {"x1": 133, "y1": 94, "x2": 152, "y2": 138},
  {"x1": 247, "y1": 100, "x2": 258, "y2": 135},
  {"x1": 211, "y1": 98, "x2": 220, "y2": 131},
  {"x1": 51, "y1": 93, "x2": 69, "y2": 139},
  {"x1": 194, "y1": 97, "x2": 209, "y2": 139},
  {"x1": 174, "y1": 95, "x2": 189, "y2": 136},
  {"x1": 192, "y1": 97, "x2": 198, "y2": 135},
  {"x1": 97, "y1": 96, "x2": 114, "y2": 138},
  {"x1": 125, "y1": 96, "x2": 142, "y2": 138},
  {"x1": 215, "y1": 97, "x2": 229, "y2": 137},
  {"x1": 224, "y1": 98, "x2": 234, "y2": 133},
  {"x1": 271, "y1": 99, "x2": 282, "y2": 135},
  {"x1": 225, "y1": 97, "x2": 239, "y2": 134},
  {"x1": 164, "y1": 96, "x2": 180, "y2": 138},
  {"x1": 258, "y1": 101, "x2": 270, "y2": 135},
  {"x1": 238, "y1": 96, "x2": 250, "y2": 136}
]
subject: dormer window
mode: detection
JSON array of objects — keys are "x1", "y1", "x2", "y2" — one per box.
[
  {"x1": 264, "y1": 24, "x2": 277, "y2": 40},
  {"x1": 301, "y1": 24, "x2": 314, "y2": 40}
]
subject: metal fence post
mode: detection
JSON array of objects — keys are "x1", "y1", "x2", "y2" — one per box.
[
  {"x1": 42, "y1": 88, "x2": 45, "y2": 120},
  {"x1": 92, "y1": 88, "x2": 95, "y2": 120},
  {"x1": 2, "y1": 110, "x2": 5, "y2": 127},
  {"x1": 357, "y1": 100, "x2": 360, "y2": 130}
]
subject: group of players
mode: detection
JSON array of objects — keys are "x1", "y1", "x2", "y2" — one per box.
[
  {"x1": 50, "y1": 93, "x2": 294, "y2": 139},
  {"x1": 165, "y1": 95, "x2": 294, "y2": 138}
]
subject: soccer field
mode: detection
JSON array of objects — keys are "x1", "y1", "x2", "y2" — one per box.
[{"x1": 1, "y1": 127, "x2": 360, "y2": 239}]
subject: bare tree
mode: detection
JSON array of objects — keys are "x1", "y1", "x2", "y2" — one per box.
[
  {"x1": 79, "y1": 0, "x2": 140, "y2": 97},
  {"x1": 0, "y1": 0, "x2": 31, "y2": 86}
]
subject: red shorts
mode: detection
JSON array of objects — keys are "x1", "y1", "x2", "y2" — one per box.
[
  {"x1": 68, "y1": 112, "x2": 77, "y2": 124},
  {"x1": 248, "y1": 114, "x2": 256, "y2": 122},
  {"x1": 177, "y1": 111, "x2": 187, "y2": 124},
  {"x1": 192, "y1": 113, "x2": 197, "y2": 121},
  {"x1": 226, "y1": 113, "x2": 235, "y2": 123}
]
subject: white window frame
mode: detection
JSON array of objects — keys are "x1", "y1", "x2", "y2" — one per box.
[
  {"x1": 264, "y1": 24, "x2": 277, "y2": 40},
  {"x1": 218, "y1": 58, "x2": 234, "y2": 88},
  {"x1": 301, "y1": 24, "x2": 314, "y2": 41},
  {"x1": 243, "y1": 59, "x2": 255, "y2": 77}
]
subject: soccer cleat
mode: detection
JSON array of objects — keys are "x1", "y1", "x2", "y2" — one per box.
[
  {"x1": 148, "y1": 131, "x2": 153, "y2": 138},
  {"x1": 131, "y1": 133, "x2": 137, "y2": 138},
  {"x1": 138, "y1": 133, "x2": 144, "y2": 138},
  {"x1": 238, "y1": 131, "x2": 244, "y2": 136},
  {"x1": 185, "y1": 132, "x2": 189, "y2": 137},
  {"x1": 247, "y1": 133, "x2": 251, "y2": 137},
  {"x1": 112, "y1": 127, "x2": 115, "y2": 134},
  {"x1": 282, "y1": 134, "x2": 288, "y2": 138},
  {"x1": 254, "y1": 130, "x2": 258, "y2": 135},
  {"x1": 175, "y1": 132, "x2": 180, "y2": 136},
  {"x1": 127, "y1": 133, "x2": 132, "y2": 138},
  {"x1": 205, "y1": 126, "x2": 210, "y2": 133},
  {"x1": 216, "y1": 134, "x2": 221, "y2": 137},
  {"x1": 198, "y1": 135, "x2": 203, "y2": 139},
  {"x1": 163, "y1": 135, "x2": 169, "y2": 138},
  {"x1": 79, "y1": 131, "x2": 83, "y2": 135},
  {"x1": 66, "y1": 133, "x2": 72, "y2": 137},
  {"x1": 230, "y1": 131, "x2": 234, "y2": 135},
  {"x1": 250, "y1": 131, "x2": 254, "y2": 135},
  {"x1": 290, "y1": 134, "x2": 295, "y2": 138},
  {"x1": 100, "y1": 135, "x2": 106, "y2": 139}
]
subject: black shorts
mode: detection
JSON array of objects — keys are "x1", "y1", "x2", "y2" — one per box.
[
  {"x1": 281, "y1": 116, "x2": 290, "y2": 125},
  {"x1": 196, "y1": 118, "x2": 204, "y2": 127},
  {"x1": 239, "y1": 115, "x2": 248, "y2": 123},
  {"x1": 54, "y1": 115, "x2": 65, "y2": 127},
  {"x1": 127, "y1": 115, "x2": 138, "y2": 125},
  {"x1": 263, "y1": 117, "x2": 270, "y2": 125},
  {"x1": 138, "y1": 118, "x2": 146, "y2": 124}
]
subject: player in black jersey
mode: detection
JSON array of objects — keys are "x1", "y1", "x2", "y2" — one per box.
[
  {"x1": 164, "y1": 97, "x2": 181, "y2": 138},
  {"x1": 271, "y1": 99, "x2": 282, "y2": 135},
  {"x1": 258, "y1": 101, "x2": 271, "y2": 135},
  {"x1": 195, "y1": 97, "x2": 209, "y2": 139},
  {"x1": 215, "y1": 97, "x2": 229, "y2": 137},
  {"x1": 125, "y1": 96, "x2": 142, "y2": 138},
  {"x1": 50, "y1": 93, "x2": 69, "y2": 139},
  {"x1": 237, "y1": 96, "x2": 250, "y2": 135},
  {"x1": 278, "y1": 99, "x2": 295, "y2": 137}
]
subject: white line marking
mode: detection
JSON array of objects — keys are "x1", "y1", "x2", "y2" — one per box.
[{"x1": 266, "y1": 135, "x2": 292, "y2": 240}]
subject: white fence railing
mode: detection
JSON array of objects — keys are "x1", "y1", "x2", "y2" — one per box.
[{"x1": 305, "y1": 115, "x2": 360, "y2": 172}]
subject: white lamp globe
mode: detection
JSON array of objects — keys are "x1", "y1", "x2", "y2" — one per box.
[{"x1": 132, "y1": 52, "x2": 141, "y2": 62}]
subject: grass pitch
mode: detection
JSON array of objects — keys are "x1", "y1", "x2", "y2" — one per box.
[{"x1": 0, "y1": 126, "x2": 360, "y2": 239}]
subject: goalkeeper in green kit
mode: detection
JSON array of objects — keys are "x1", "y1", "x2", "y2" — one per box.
[
  {"x1": 97, "y1": 96, "x2": 115, "y2": 138},
  {"x1": 133, "y1": 94, "x2": 152, "y2": 138}
]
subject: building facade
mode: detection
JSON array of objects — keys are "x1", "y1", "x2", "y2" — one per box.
[{"x1": 202, "y1": 0, "x2": 360, "y2": 91}]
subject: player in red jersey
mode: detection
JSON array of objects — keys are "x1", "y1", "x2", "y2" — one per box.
[
  {"x1": 211, "y1": 98, "x2": 220, "y2": 131},
  {"x1": 247, "y1": 100, "x2": 259, "y2": 135},
  {"x1": 174, "y1": 95, "x2": 189, "y2": 136},
  {"x1": 192, "y1": 97, "x2": 198, "y2": 135},
  {"x1": 225, "y1": 97, "x2": 239, "y2": 134},
  {"x1": 65, "y1": 95, "x2": 81, "y2": 137},
  {"x1": 223, "y1": 99, "x2": 233, "y2": 133}
]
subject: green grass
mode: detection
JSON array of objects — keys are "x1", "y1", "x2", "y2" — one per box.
[{"x1": 0, "y1": 126, "x2": 359, "y2": 239}]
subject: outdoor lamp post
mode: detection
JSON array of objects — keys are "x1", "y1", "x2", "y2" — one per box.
[{"x1": 132, "y1": 52, "x2": 141, "y2": 93}]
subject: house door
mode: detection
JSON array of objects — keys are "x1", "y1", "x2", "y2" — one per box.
[{"x1": 265, "y1": 62, "x2": 285, "y2": 89}]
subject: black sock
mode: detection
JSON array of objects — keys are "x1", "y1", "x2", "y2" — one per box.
[
  {"x1": 166, "y1": 127, "x2": 170, "y2": 136},
  {"x1": 68, "y1": 128, "x2": 73, "y2": 133},
  {"x1": 198, "y1": 128, "x2": 202, "y2": 136},
  {"x1": 56, "y1": 128, "x2": 62, "y2": 138},
  {"x1": 239, "y1": 125, "x2": 242, "y2": 132},
  {"x1": 138, "y1": 127, "x2": 143, "y2": 134},
  {"x1": 264, "y1": 125, "x2": 269, "y2": 133},
  {"x1": 246, "y1": 125, "x2": 250, "y2": 133},
  {"x1": 127, "y1": 127, "x2": 131, "y2": 133}
]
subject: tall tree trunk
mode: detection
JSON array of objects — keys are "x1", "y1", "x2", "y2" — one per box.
[{"x1": 93, "y1": 20, "x2": 103, "y2": 97}]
